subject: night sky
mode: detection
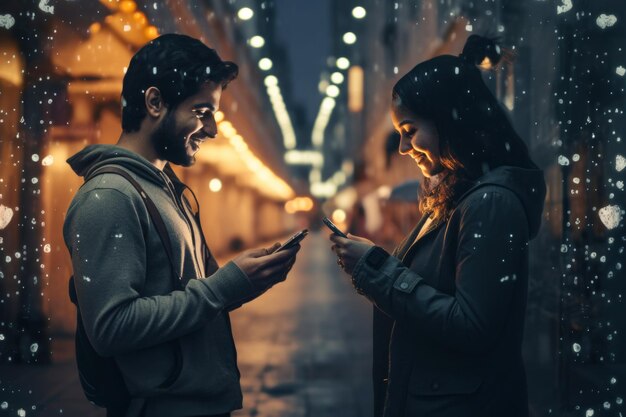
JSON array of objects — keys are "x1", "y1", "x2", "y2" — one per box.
[{"x1": 274, "y1": 0, "x2": 330, "y2": 124}]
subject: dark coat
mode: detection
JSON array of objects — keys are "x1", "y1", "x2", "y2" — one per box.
[{"x1": 351, "y1": 166, "x2": 546, "y2": 417}]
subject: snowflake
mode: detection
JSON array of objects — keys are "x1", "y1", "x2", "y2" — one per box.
[
  {"x1": 598, "y1": 205, "x2": 622, "y2": 230},
  {"x1": 0, "y1": 14, "x2": 15, "y2": 29},
  {"x1": 557, "y1": 0, "x2": 573, "y2": 14},
  {"x1": 596, "y1": 14, "x2": 617, "y2": 29}
]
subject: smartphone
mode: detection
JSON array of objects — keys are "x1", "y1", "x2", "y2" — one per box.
[
  {"x1": 272, "y1": 229, "x2": 308, "y2": 253},
  {"x1": 322, "y1": 217, "x2": 348, "y2": 238}
]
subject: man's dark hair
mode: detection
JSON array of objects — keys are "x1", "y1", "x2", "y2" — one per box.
[{"x1": 121, "y1": 33, "x2": 238, "y2": 132}]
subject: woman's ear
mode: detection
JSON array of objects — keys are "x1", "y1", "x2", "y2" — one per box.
[{"x1": 144, "y1": 86, "x2": 164, "y2": 118}]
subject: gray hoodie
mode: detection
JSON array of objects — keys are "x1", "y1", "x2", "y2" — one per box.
[{"x1": 64, "y1": 144, "x2": 255, "y2": 417}]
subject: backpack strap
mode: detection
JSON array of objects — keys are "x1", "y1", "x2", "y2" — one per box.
[
  {"x1": 84, "y1": 165, "x2": 183, "y2": 289},
  {"x1": 69, "y1": 165, "x2": 185, "y2": 409},
  {"x1": 178, "y1": 185, "x2": 220, "y2": 276}
]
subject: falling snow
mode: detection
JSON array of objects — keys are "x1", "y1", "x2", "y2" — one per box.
[
  {"x1": 557, "y1": 0, "x2": 573, "y2": 14},
  {"x1": 41, "y1": 155, "x2": 54, "y2": 166},
  {"x1": 598, "y1": 205, "x2": 622, "y2": 230},
  {"x1": 616, "y1": 155, "x2": 625, "y2": 172},
  {"x1": 0, "y1": 14, "x2": 15, "y2": 29},
  {"x1": 38, "y1": 0, "x2": 54, "y2": 14},
  {"x1": 596, "y1": 14, "x2": 617, "y2": 29},
  {"x1": 0, "y1": 204, "x2": 14, "y2": 230},
  {"x1": 0, "y1": 3, "x2": 622, "y2": 416}
]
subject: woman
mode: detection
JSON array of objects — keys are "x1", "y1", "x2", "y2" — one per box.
[{"x1": 330, "y1": 35, "x2": 546, "y2": 417}]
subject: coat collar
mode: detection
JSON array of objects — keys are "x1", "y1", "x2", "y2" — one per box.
[{"x1": 395, "y1": 212, "x2": 446, "y2": 263}]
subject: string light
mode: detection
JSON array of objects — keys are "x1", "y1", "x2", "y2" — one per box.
[
  {"x1": 352, "y1": 6, "x2": 366, "y2": 19},
  {"x1": 342, "y1": 32, "x2": 357, "y2": 44},
  {"x1": 249, "y1": 35, "x2": 265, "y2": 48},
  {"x1": 237, "y1": 7, "x2": 254, "y2": 20}
]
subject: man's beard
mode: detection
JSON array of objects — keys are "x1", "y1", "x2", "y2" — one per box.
[{"x1": 150, "y1": 111, "x2": 195, "y2": 167}]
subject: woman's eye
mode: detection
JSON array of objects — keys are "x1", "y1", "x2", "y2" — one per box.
[{"x1": 404, "y1": 129, "x2": 416, "y2": 137}]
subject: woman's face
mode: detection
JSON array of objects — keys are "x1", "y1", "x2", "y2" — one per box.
[{"x1": 391, "y1": 101, "x2": 445, "y2": 178}]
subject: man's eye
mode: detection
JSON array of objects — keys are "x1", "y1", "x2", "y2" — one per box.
[
  {"x1": 404, "y1": 129, "x2": 416, "y2": 137},
  {"x1": 194, "y1": 109, "x2": 211, "y2": 118}
]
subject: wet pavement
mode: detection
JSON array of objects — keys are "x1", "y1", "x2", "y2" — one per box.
[{"x1": 0, "y1": 231, "x2": 374, "y2": 417}]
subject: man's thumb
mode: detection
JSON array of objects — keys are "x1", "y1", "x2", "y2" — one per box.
[
  {"x1": 262, "y1": 242, "x2": 281, "y2": 255},
  {"x1": 248, "y1": 246, "x2": 273, "y2": 258}
]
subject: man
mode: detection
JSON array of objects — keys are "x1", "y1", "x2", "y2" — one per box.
[{"x1": 63, "y1": 34, "x2": 300, "y2": 417}]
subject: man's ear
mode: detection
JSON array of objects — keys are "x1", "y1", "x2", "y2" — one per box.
[{"x1": 145, "y1": 87, "x2": 164, "y2": 118}]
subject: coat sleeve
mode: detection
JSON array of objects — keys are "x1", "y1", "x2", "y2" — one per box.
[
  {"x1": 64, "y1": 187, "x2": 255, "y2": 357},
  {"x1": 352, "y1": 190, "x2": 529, "y2": 354}
]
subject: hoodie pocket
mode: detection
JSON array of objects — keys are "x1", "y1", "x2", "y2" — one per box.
[
  {"x1": 156, "y1": 340, "x2": 183, "y2": 390},
  {"x1": 115, "y1": 341, "x2": 184, "y2": 395}
]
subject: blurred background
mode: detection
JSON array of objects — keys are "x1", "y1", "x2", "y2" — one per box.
[{"x1": 0, "y1": 0, "x2": 625, "y2": 416}]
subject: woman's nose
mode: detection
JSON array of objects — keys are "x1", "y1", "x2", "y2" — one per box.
[{"x1": 398, "y1": 135, "x2": 413, "y2": 155}]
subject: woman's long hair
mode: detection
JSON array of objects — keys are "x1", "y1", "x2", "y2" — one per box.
[{"x1": 392, "y1": 35, "x2": 537, "y2": 221}]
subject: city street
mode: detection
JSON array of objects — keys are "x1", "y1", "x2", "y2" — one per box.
[{"x1": 0, "y1": 231, "x2": 374, "y2": 417}]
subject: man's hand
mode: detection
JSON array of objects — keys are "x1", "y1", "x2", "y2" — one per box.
[
  {"x1": 232, "y1": 243, "x2": 300, "y2": 291},
  {"x1": 329, "y1": 233, "x2": 375, "y2": 275}
]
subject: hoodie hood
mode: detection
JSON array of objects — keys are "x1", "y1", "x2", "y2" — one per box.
[
  {"x1": 67, "y1": 144, "x2": 170, "y2": 186},
  {"x1": 459, "y1": 165, "x2": 547, "y2": 239}
]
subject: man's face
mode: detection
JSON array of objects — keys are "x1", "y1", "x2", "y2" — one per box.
[{"x1": 150, "y1": 81, "x2": 222, "y2": 167}]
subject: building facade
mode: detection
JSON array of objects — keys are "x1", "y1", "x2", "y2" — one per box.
[{"x1": 0, "y1": 0, "x2": 300, "y2": 363}]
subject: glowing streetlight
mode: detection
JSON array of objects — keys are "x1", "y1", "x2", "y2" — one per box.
[
  {"x1": 209, "y1": 178, "x2": 222, "y2": 192},
  {"x1": 352, "y1": 6, "x2": 366, "y2": 19},
  {"x1": 326, "y1": 85, "x2": 340, "y2": 98},
  {"x1": 264, "y1": 75, "x2": 278, "y2": 87},
  {"x1": 342, "y1": 32, "x2": 357, "y2": 44},
  {"x1": 259, "y1": 58, "x2": 273, "y2": 71},
  {"x1": 332, "y1": 209, "x2": 347, "y2": 223},
  {"x1": 145, "y1": 25, "x2": 158, "y2": 40},
  {"x1": 238, "y1": 7, "x2": 254, "y2": 20},
  {"x1": 330, "y1": 72, "x2": 344, "y2": 84},
  {"x1": 249, "y1": 35, "x2": 265, "y2": 48},
  {"x1": 336, "y1": 57, "x2": 350, "y2": 70},
  {"x1": 119, "y1": 0, "x2": 137, "y2": 13}
]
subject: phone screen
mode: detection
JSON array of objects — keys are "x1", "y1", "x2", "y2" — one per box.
[
  {"x1": 322, "y1": 217, "x2": 347, "y2": 238},
  {"x1": 273, "y1": 229, "x2": 308, "y2": 253}
]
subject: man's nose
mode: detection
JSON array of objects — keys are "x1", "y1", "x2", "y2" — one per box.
[{"x1": 203, "y1": 119, "x2": 217, "y2": 138}]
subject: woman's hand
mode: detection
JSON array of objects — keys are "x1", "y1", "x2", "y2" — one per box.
[{"x1": 329, "y1": 233, "x2": 375, "y2": 275}]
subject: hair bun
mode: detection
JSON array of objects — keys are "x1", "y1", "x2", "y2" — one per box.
[{"x1": 460, "y1": 35, "x2": 503, "y2": 69}]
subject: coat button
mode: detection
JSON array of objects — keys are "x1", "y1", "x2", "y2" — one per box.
[
  {"x1": 431, "y1": 382, "x2": 440, "y2": 391},
  {"x1": 400, "y1": 282, "x2": 409, "y2": 289}
]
